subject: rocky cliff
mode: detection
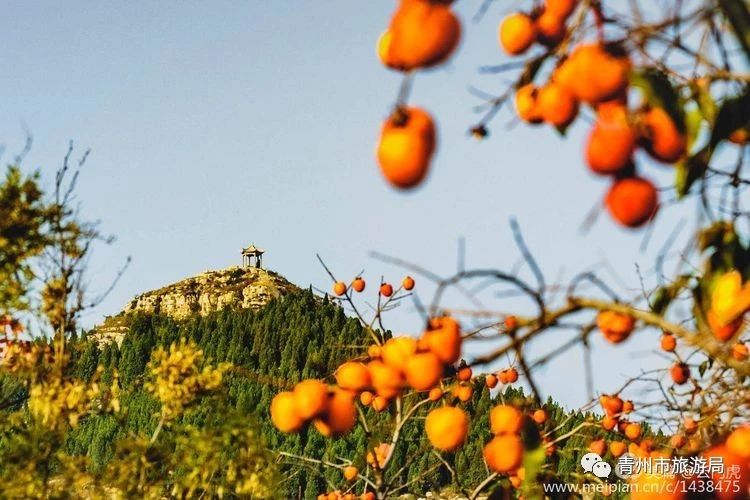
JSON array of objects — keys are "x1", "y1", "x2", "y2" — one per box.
[{"x1": 93, "y1": 266, "x2": 299, "y2": 345}]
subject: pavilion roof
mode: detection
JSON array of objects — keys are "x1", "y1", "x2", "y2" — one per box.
[{"x1": 242, "y1": 244, "x2": 265, "y2": 255}]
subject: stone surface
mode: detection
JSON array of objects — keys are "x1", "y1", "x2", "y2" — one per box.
[{"x1": 92, "y1": 266, "x2": 299, "y2": 345}]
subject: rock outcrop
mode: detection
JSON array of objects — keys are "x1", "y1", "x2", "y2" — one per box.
[{"x1": 93, "y1": 266, "x2": 299, "y2": 345}]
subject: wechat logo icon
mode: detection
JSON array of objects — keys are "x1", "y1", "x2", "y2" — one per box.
[{"x1": 580, "y1": 452, "x2": 612, "y2": 479}]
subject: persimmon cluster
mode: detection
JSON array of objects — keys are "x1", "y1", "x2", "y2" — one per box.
[
  {"x1": 592, "y1": 391, "x2": 750, "y2": 499},
  {"x1": 332, "y1": 275, "x2": 414, "y2": 298},
  {"x1": 316, "y1": 491, "x2": 374, "y2": 500},
  {"x1": 372, "y1": 0, "x2": 744, "y2": 233},
  {"x1": 375, "y1": 0, "x2": 461, "y2": 190},
  {"x1": 502, "y1": 3, "x2": 688, "y2": 230},
  {"x1": 499, "y1": 0, "x2": 578, "y2": 56},
  {"x1": 270, "y1": 315, "x2": 464, "y2": 437}
]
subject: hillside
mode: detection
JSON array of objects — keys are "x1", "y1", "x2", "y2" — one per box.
[
  {"x1": 92, "y1": 266, "x2": 299, "y2": 345},
  {"x1": 64, "y1": 288, "x2": 643, "y2": 499}
]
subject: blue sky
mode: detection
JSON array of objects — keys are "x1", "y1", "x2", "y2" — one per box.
[{"x1": 0, "y1": 1, "x2": 711, "y2": 411}]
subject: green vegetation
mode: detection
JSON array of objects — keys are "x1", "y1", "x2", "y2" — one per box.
[{"x1": 7, "y1": 290, "x2": 649, "y2": 498}]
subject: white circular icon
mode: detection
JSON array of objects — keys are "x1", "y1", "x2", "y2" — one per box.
[{"x1": 580, "y1": 452, "x2": 602, "y2": 473}]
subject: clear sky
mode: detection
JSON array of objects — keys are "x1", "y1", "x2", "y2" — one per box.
[{"x1": 0, "y1": 1, "x2": 707, "y2": 411}]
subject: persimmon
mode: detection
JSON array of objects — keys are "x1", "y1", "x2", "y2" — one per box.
[
  {"x1": 425, "y1": 406, "x2": 469, "y2": 451},
  {"x1": 359, "y1": 391, "x2": 373, "y2": 406},
  {"x1": 271, "y1": 391, "x2": 304, "y2": 433},
  {"x1": 711, "y1": 270, "x2": 747, "y2": 321},
  {"x1": 555, "y1": 43, "x2": 631, "y2": 104},
  {"x1": 660, "y1": 333, "x2": 676, "y2": 352},
  {"x1": 670, "y1": 362, "x2": 690, "y2": 385},
  {"x1": 599, "y1": 394, "x2": 623, "y2": 415},
  {"x1": 402, "y1": 275, "x2": 415, "y2": 290},
  {"x1": 313, "y1": 389, "x2": 357, "y2": 437},
  {"x1": 293, "y1": 379, "x2": 329, "y2": 420},
  {"x1": 669, "y1": 434, "x2": 686, "y2": 448},
  {"x1": 425, "y1": 316, "x2": 462, "y2": 364},
  {"x1": 617, "y1": 419, "x2": 630, "y2": 433},
  {"x1": 707, "y1": 309, "x2": 743, "y2": 342},
  {"x1": 367, "y1": 344, "x2": 382, "y2": 359},
  {"x1": 377, "y1": 107, "x2": 436, "y2": 190},
  {"x1": 730, "y1": 127, "x2": 750, "y2": 144},
  {"x1": 372, "y1": 395, "x2": 389, "y2": 412},
  {"x1": 586, "y1": 107, "x2": 637, "y2": 174},
  {"x1": 404, "y1": 351, "x2": 443, "y2": 391},
  {"x1": 376, "y1": 30, "x2": 398, "y2": 69},
  {"x1": 504, "y1": 315, "x2": 518, "y2": 330},
  {"x1": 333, "y1": 282, "x2": 347, "y2": 296},
  {"x1": 640, "y1": 107, "x2": 686, "y2": 163},
  {"x1": 597, "y1": 311, "x2": 635, "y2": 344},
  {"x1": 532, "y1": 408, "x2": 548, "y2": 424},
  {"x1": 428, "y1": 387, "x2": 443, "y2": 401},
  {"x1": 379, "y1": 282, "x2": 394, "y2": 297},
  {"x1": 545, "y1": 0, "x2": 577, "y2": 18},
  {"x1": 335, "y1": 361, "x2": 371, "y2": 392},
  {"x1": 727, "y1": 426, "x2": 750, "y2": 459},
  {"x1": 622, "y1": 400, "x2": 634, "y2": 414},
  {"x1": 537, "y1": 82, "x2": 578, "y2": 127},
  {"x1": 535, "y1": 11, "x2": 566, "y2": 47},
  {"x1": 602, "y1": 415, "x2": 618, "y2": 431},
  {"x1": 343, "y1": 466, "x2": 358, "y2": 481},
  {"x1": 628, "y1": 442, "x2": 646, "y2": 458},
  {"x1": 454, "y1": 383, "x2": 473, "y2": 402},
  {"x1": 683, "y1": 417, "x2": 698, "y2": 435},
  {"x1": 624, "y1": 422, "x2": 642, "y2": 441},
  {"x1": 382, "y1": 336, "x2": 417, "y2": 372},
  {"x1": 701, "y1": 445, "x2": 749, "y2": 500},
  {"x1": 457, "y1": 366, "x2": 472, "y2": 382},
  {"x1": 384, "y1": 0, "x2": 461, "y2": 70},
  {"x1": 545, "y1": 439, "x2": 557, "y2": 456},
  {"x1": 367, "y1": 360, "x2": 403, "y2": 398},
  {"x1": 485, "y1": 374, "x2": 498, "y2": 389},
  {"x1": 609, "y1": 440, "x2": 627, "y2": 458},
  {"x1": 366, "y1": 443, "x2": 390, "y2": 468},
  {"x1": 416, "y1": 336, "x2": 431, "y2": 352},
  {"x1": 490, "y1": 404, "x2": 523, "y2": 435},
  {"x1": 509, "y1": 474, "x2": 522, "y2": 489},
  {"x1": 361, "y1": 493, "x2": 376, "y2": 500},
  {"x1": 351, "y1": 277, "x2": 366, "y2": 293},
  {"x1": 504, "y1": 367, "x2": 519, "y2": 383},
  {"x1": 605, "y1": 177, "x2": 658, "y2": 228},
  {"x1": 514, "y1": 84, "x2": 542, "y2": 124},
  {"x1": 589, "y1": 439, "x2": 606, "y2": 456},
  {"x1": 499, "y1": 13, "x2": 536, "y2": 55},
  {"x1": 732, "y1": 342, "x2": 749, "y2": 361},
  {"x1": 484, "y1": 434, "x2": 524, "y2": 473}
]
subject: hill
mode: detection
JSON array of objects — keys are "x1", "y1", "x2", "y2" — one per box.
[
  {"x1": 92, "y1": 266, "x2": 299, "y2": 345},
  {"x1": 64, "y1": 288, "x2": 643, "y2": 499}
]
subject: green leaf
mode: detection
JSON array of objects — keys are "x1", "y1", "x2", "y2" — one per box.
[
  {"x1": 517, "y1": 54, "x2": 546, "y2": 87},
  {"x1": 684, "y1": 106, "x2": 705, "y2": 150},
  {"x1": 717, "y1": 0, "x2": 750, "y2": 64},
  {"x1": 675, "y1": 146, "x2": 710, "y2": 198},
  {"x1": 709, "y1": 92, "x2": 750, "y2": 150},
  {"x1": 521, "y1": 446, "x2": 547, "y2": 495},
  {"x1": 698, "y1": 357, "x2": 714, "y2": 378},
  {"x1": 649, "y1": 275, "x2": 691, "y2": 315},
  {"x1": 691, "y1": 83, "x2": 717, "y2": 124},
  {"x1": 555, "y1": 124, "x2": 570, "y2": 137},
  {"x1": 631, "y1": 69, "x2": 685, "y2": 133}
]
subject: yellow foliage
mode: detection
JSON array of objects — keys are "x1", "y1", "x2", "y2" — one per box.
[{"x1": 144, "y1": 339, "x2": 228, "y2": 420}]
